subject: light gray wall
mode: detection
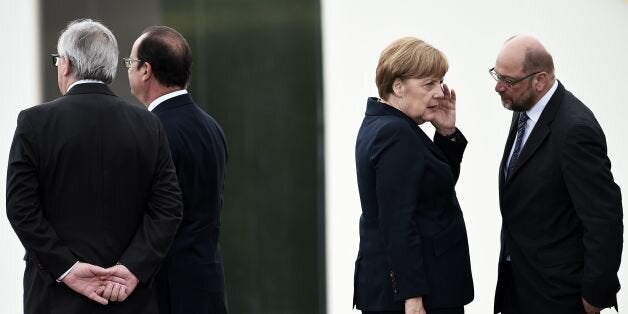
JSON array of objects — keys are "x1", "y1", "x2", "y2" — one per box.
[{"x1": 322, "y1": 0, "x2": 628, "y2": 313}]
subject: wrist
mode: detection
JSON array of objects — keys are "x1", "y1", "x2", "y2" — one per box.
[
  {"x1": 437, "y1": 127, "x2": 456, "y2": 137},
  {"x1": 436, "y1": 127, "x2": 456, "y2": 139},
  {"x1": 57, "y1": 261, "x2": 80, "y2": 283}
]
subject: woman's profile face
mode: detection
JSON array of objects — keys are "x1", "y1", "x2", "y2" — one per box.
[{"x1": 397, "y1": 76, "x2": 444, "y2": 123}]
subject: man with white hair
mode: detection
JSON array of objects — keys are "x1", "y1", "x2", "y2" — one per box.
[{"x1": 6, "y1": 19, "x2": 183, "y2": 313}]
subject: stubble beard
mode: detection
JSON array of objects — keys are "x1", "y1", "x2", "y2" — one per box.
[{"x1": 501, "y1": 86, "x2": 536, "y2": 112}]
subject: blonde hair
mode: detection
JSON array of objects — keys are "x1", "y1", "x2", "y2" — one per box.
[{"x1": 375, "y1": 37, "x2": 448, "y2": 98}]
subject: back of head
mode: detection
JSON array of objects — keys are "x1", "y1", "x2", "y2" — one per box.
[
  {"x1": 57, "y1": 19, "x2": 119, "y2": 84},
  {"x1": 376, "y1": 37, "x2": 448, "y2": 99},
  {"x1": 137, "y1": 26, "x2": 192, "y2": 89}
]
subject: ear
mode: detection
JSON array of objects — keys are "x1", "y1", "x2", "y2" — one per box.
[
  {"x1": 534, "y1": 72, "x2": 548, "y2": 92},
  {"x1": 141, "y1": 62, "x2": 153, "y2": 82},
  {"x1": 392, "y1": 78, "x2": 405, "y2": 97},
  {"x1": 61, "y1": 58, "x2": 72, "y2": 77}
]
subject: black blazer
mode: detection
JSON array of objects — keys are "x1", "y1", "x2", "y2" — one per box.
[
  {"x1": 151, "y1": 94, "x2": 228, "y2": 314},
  {"x1": 6, "y1": 83, "x2": 183, "y2": 314},
  {"x1": 494, "y1": 82, "x2": 623, "y2": 313},
  {"x1": 353, "y1": 97, "x2": 474, "y2": 311}
]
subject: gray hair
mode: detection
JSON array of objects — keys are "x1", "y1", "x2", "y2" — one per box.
[{"x1": 57, "y1": 19, "x2": 118, "y2": 84}]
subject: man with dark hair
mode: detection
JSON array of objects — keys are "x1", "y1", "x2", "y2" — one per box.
[
  {"x1": 490, "y1": 35, "x2": 623, "y2": 314},
  {"x1": 6, "y1": 19, "x2": 183, "y2": 313},
  {"x1": 125, "y1": 26, "x2": 229, "y2": 314}
]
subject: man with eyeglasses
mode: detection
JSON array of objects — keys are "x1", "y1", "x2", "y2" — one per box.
[
  {"x1": 6, "y1": 19, "x2": 183, "y2": 313},
  {"x1": 490, "y1": 35, "x2": 623, "y2": 314},
  {"x1": 125, "y1": 26, "x2": 229, "y2": 314}
]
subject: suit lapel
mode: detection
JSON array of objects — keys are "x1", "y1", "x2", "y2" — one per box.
[
  {"x1": 416, "y1": 125, "x2": 449, "y2": 162},
  {"x1": 503, "y1": 82, "x2": 565, "y2": 183},
  {"x1": 499, "y1": 113, "x2": 518, "y2": 189},
  {"x1": 507, "y1": 124, "x2": 550, "y2": 180}
]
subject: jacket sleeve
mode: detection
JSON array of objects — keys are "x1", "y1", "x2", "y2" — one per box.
[
  {"x1": 373, "y1": 124, "x2": 429, "y2": 301},
  {"x1": 434, "y1": 128, "x2": 468, "y2": 182},
  {"x1": 6, "y1": 111, "x2": 77, "y2": 278},
  {"x1": 561, "y1": 122, "x2": 623, "y2": 308},
  {"x1": 118, "y1": 120, "x2": 183, "y2": 283}
]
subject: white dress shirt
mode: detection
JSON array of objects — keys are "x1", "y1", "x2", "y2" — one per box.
[
  {"x1": 147, "y1": 90, "x2": 188, "y2": 112},
  {"x1": 66, "y1": 79, "x2": 105, "y2": 93}
]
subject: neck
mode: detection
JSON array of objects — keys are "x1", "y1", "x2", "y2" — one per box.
[
  {"x1": 381, "y1": 96, "x2": 425, "y2": 125},
  {"x1": 143, "y1": 85, "x2": 184, "y2": 107},
  {"x1": 532, "y1": 78, "x2": 556, "y2": 104},
  {"x1": 60, "y1": 77, "x2": 77, "y2": 95}
]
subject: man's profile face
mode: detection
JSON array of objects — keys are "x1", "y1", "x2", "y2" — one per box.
[
  {"x1": 493, "y1": 54, "x2": 537, "y2": 112},
  {"x1": 127, "y1": 35, "x2": 146, "y2": 103}
]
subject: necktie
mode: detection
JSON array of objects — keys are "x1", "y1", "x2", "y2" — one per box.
[{"x1": 506, "y1": 112, "x2": 529, "y2": 179}]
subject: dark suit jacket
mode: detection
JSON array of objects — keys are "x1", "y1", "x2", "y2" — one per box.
[
  {"x1": 6, "y1": 83, "x2": 183, "y2": 314},
  {"x1": 151, "y1": 93, "x2": 228, "y2": 314},
  {"x1": 353, "y1": 97, "x2": 474, "y2": 311},
  {"x1": 494, "y1": 82, "x2": 623, "y2": 314}
]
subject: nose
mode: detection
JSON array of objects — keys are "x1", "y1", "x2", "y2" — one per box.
[{"x1": 495, "y1": 81, "x2": 506, "y2": 93}]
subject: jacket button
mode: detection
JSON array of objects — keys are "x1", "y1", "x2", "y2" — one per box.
[
  {"x1": 389, "y1": 271, "x2": 395, "y2": 278},
  {"x1": 393, "y1": 288, "x2": 399, "y2": 294}
]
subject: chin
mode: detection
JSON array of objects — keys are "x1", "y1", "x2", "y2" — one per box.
[{"x1": 418, "y1": 113, "x2": 434, "y2": 123}]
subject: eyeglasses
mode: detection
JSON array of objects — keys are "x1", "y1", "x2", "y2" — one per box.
[
  {"x1": 51, "y1": 53, "x2": 63, "y2": 67},
  {"x1": 122, "y1": 57, "x2": 143, "y2": 69},
  {"x1": 489, "y1": 67, "x2": 541, "y2": 88}
]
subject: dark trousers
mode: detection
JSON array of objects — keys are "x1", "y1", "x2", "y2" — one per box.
[{"x1": 363, "y1": 307, "x2": 463, "y2": 314}]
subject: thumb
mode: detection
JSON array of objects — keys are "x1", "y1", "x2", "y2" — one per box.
[{"x1": 88, "y1": 264, "x2": 111, "y2": 276}]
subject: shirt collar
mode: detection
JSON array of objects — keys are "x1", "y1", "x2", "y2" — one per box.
[
  {"x1": 526, "y1": 80, "x2": 558, "y2": 123},
  {"x1": 148, "y1": 90, "x2": 188, "y2": 112},
  {"x1": 66, "y1": 79, "x2": 105, "y2": 93}
]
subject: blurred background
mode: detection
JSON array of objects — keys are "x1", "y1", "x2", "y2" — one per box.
[
  {"x1": 3, "y1": 0, "x2": 325, "y2": 313},
  {"x1": 1, "y1": 0, "x2": 627, "y2": 313}
]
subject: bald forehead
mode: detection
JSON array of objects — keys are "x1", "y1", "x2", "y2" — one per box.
[{"x1": 496, "y1": 35, "x2": 547, "y2": 75}]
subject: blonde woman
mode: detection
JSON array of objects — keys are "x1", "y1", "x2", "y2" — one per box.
[{"x1": 353, "y1": 37, "x2": 474, "y2": 314}]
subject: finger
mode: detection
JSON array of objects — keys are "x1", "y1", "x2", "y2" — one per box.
[
  {"x1": 451, "y1": 88, "x2": 456, "y2": 105},
  {"x1": 88, "y1": 291, "x2": 109, "y2": 305},
  {"x1": 89, "y1": 265, "x2": 113, "y2": 278},
  {"x1": 103, "y1": 276, "x2": 127, "y2": 285},
  {"x1": 96, "y1": 285, "x2": 106, "y2": 296},
  {"x1": 102, "y1": 281, "x2": 114, "y2": 300},
  {"x1": 110, "y1": 282, "x2": 121, "y2": 302},
  {"x1": 117, "y1": 286, "x2": 128, "y2": 302}
]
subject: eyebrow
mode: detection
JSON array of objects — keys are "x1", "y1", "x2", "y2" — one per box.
[{"x1": 494, "y1": 70, "x2": 516, "y2": 82}]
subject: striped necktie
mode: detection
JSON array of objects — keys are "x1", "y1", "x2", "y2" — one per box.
[{"x1": 506, "y1": 112, "x2": 529, "y2": 179}]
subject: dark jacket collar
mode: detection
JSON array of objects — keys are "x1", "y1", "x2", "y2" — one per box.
[
  {"x1": 151, "y1": 93, "x2": 195, "y2": 114},
  {"x1": 365, "y1": 97, "x2": 447, "y2": 161},
  {"x1": 366, "y1": 97, "x2": 419, "y2": 130},
  {"x1": 65, "y1": 83, "x2": 115, "y2": 96}
]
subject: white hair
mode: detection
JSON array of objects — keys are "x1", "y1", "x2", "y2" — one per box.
[{"x1": 57, "y1": 19, "x2": 118, "y2": 84}]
